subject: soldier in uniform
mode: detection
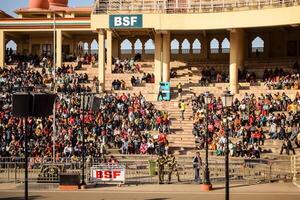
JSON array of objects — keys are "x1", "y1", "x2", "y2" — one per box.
[
  {"x1": 157, "y1": 153, "x2": 166, "y2": 184},
  {"x1": 166, "y1": 153, "x2": 180, "y2": 184}
]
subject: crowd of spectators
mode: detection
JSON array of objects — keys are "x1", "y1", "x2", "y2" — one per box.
[
  {"x1": 198, "y1": 67, "x2": 228, "y2": 86},
  {"x1": 112, "y1": 79, "x2": 126, "y2": 90},
  {"x1": 0, "y1": 91, "x2": 170, "y2": 160},
  {"x1": 263, "y1": 68, "x2": 300, "y2": 90},
  {"x1": 131, "y1": 73, "x2": 155, "y2": 87},
  {"x1": 0, "y1": 63, "x2": 171, "y2": 160},
  {"x1": 5, "y1": 49, "x2": 44, "y2": 67},
  {"x1": 0, "y1": 63, "x2": 44, "y2": 92},
  {"x1": 239, "y1": 69, "x2": 257, "y2": 83},
  {"x1": 113, "y1": 57, "x2": 141, "y2": 73},
  {"x1": 192, "y1": 92, "x2": 300, "y2": 158}
]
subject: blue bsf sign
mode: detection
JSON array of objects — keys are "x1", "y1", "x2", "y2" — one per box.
[{"x1": 109, "y1": 15, "x2": 143, "y2": 28}]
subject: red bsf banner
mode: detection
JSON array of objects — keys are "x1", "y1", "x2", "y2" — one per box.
[
  {"x1": 95, "y1": 170, "x2": 121, "y2": 179},
  {"x1": 91, "y1": 165, "x2": 125, "y2": 183}
]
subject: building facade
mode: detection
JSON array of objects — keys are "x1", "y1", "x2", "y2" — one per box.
[{"x1": 1, "y1": 0, "x2": 300, "y2": 93}]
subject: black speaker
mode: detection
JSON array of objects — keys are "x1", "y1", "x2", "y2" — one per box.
[
  {"x1": 59, "y1": 173, "x2": 80, "y2": 186},
  {"x1": 13, "y1": 93, "x2": 56, "y2": 117},
  {"x1": 91, "y1": 97, "x2": 101, "y2": 112},
  {"x1": 12, "y1": 93, "x2": 31, "y2": 117},
  {"x1": 31, "y1": 93, "x2": 56, "y2": 117}
]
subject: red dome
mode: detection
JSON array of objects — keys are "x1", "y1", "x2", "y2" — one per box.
[
  {"x1": 48, "y1": 0, "x2": 68, "y2": 7},
  {"x1": 28, "y1": 0, "x2": 49, "y2": 10}
]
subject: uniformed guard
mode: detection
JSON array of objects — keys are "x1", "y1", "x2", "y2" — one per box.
[
  {"x1": 157, "y1": 153, "x2": 166, "y2": 184},
  {"x1": 166, "y1": 154, "x2": 180, "y2": 184}
]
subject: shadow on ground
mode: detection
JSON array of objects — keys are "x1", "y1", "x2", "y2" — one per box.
[{"x1": 0, "y1": 196, "x2": 41, "y2": 200}]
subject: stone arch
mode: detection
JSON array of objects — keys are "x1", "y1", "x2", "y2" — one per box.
[
  {"x1": 210, "y1": 38, "x2": 219, "y2": 54},
  {"x1": 251, "y1": 36, "x2": 264, "y2": 53},
  {"x1": 77, "y1": 41, "x2": 84, "y2": 50},
  {"x1": 83, "y1": 42, "x2": 89, "y2": 49},
  {"x1": 181, "y1": 39, "x2": 190, "y2": 54},
  {"x1": 83, "y1": 42, "x2": 89, "y2": 54},
  {"x1": 171, "y1": 39, "x2": 179, "y2": 54},
  {"x1": 134, "y1": 39, "x2": 143, "y2": 54},
  {"x1": 6, "y1": 40, "x2": 17, "y2": 55},
  {"x1": 192, "y1": 39, "x2": 201, "y2": 54},
  {"x1": 221, "y1": 38, "x2": 230, "y2": 53},
  {"x1": 144, "y1": 39, "x2": 154, "y2": 54},
  {"x1": 77, "y1": 41, "x2": 84, "y2": 55},
  {"x1": 120, "y1": 39, "x2": 132, "y2": 55},
  {"x1": 90, "y1": 39, "x2": 98, "y2": 55}
]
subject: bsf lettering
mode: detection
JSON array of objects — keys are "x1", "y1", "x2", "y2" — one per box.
[
  {"x1": 114, "y1": 16, "x2": 138, "y2": 27},
  {"x1": 96, "y1": 170, "x2": 121, "y2": 179}
]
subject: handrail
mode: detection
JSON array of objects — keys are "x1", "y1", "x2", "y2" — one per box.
[
  {"x1": 93, "y1": 0, "x2": 300, "y2": 14},
  {"x1": 291, "y1": 155, "x2": 300, "y2": 182}
]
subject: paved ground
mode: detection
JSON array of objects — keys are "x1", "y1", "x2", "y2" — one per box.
[{"x1": 0, "y1": 183, "x2": 299, "y2": 200}]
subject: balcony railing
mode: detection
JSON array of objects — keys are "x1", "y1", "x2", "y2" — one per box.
[{"x1": 93, "y1": 0, "x2": 300, "y2": 14}]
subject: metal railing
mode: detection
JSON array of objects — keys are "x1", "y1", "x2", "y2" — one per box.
[
  {"x1": 0, "y1": 157, "x2": 292, "y2": 185},
  {"x1": 291, "y1": 155, "x2": 300, "y2": 182},
  {"x1": 93, "y1": 0, "x2": 300, "y2": 14}
]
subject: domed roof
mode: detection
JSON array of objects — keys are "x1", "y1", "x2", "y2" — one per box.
[
  {"x1": 28, "y1": 0, "x2": 49, "y2": 10},
  {"x1": 48, "y1": 0, "x2": 68, "y2": 8}
]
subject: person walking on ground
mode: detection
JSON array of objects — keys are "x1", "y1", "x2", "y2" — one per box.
[
  {"x1": 166, "y1": 153, "x2": 180, "y2": 184},
  {"x1": 157, "y1": 153, "x2": 167, "y2": 184},
  {"x1": 179, "y1": 100, "x2": 186, "y2": 120},
  {"x1": 193, "y1": 151, "x2": 202, "y2": 183}
]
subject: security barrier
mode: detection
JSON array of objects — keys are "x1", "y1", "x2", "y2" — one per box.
[
  {"x1": 291, "y1": 155, "x2": 300, "y2": 184},
  {"x1": 0, "y1": 157, "x2": 292, "y2": 185}
]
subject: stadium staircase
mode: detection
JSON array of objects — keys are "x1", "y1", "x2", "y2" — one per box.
[
  {"x1": 82, "y1": 60, "x2": 299, "y2": 156},
  {"x1": 7, "y1": 62, "x2": 300, "y2": 157},
  {"x1": 163, "y1": 62, "x2": 300, "y2": 154},
  {"x1": 61, "y1": 62, "x2": 158, "y2": 101}
]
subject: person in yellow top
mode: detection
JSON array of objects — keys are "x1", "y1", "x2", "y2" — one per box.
[
  {"x1": 287, "y1": 102, "x2": 298, "y2": 113},
  {"x1": 179, "y1": 100, "x2": 186, "y2": 120}
]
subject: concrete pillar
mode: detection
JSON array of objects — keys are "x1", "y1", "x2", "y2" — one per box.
[
  {"x1": 140, "y1": 38, "x2": 147, "y2": 56},
  {"x1": 0, "y1": 31, "x2": 5, "y2": 66},
  {"x1": 237, "y1": 30, "x2": 245, "y2": 70},
  {"x1": 218, "y1": 39, "x2": 222, "y2": 54},
  {"x1": 17, "y1": 41, "x2": 23, "y2": 54},
  {"x1": 201, "y1": 37, "x2": 208, "y2": 60},
  {"x1": 189, "y1": 38, "x2": 193, "y2": 55},
  {"x1": 178, "y1": 43, "x2": 182, "y2": 55},
  {"x1": 29, "y1": 40, "x2": 32, "y2": 55},
  {"x1": 130, "y1": 39, "x2": 135, "y2": 56},
  {"x1": 265, "y1": 32, "x2": 270, "y2": 59},
  {"x1": 229, "y1": 29, "x2": 244, "y2": 94},
  {"x1": 163, "y1": 32, "x2": 170, "y2": 82},
  {"x1": 142, "y1": 43, "x2": 145, "y2": 56},
  {"x1": 98, "y1": 30, "x2": 105, "y2": 92},
  {"x1": 88, "y1": 43, "x2": 91, "y2": 54},
  {"x1": 69, "y1": 40, "x2": 74, "y2": 55},
  {"x1": 112, "y1": 39, "x2": 119, "y2": 58},
  {"x1": 56, "y1": 29, "x2": 62, "y2": 67},
  {"x1": 154, "y1": 33, "x2": 163, "y2": 92},
  {"x1": 106, "y1": 29, "x2": 113, "y2": 73},
  {"x1": 40, "y1": 44, "x2": 43, "y2": 56}
]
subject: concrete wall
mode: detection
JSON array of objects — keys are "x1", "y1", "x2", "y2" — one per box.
[{"x1": 92, "y1": 6, "x2": 300, "y2": 30}]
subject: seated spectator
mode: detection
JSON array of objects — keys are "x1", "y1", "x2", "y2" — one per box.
[{"x1": 170, "y1": 69, "x2": 177, "y2": 78}]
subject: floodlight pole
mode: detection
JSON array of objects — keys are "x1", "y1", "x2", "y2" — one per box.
[
  {"x1": 81, "y1": 91, "x2": 86, "y2": 187},
  {"x1": 24, "y1": 117, "x2": 28, "y2": 200}
]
